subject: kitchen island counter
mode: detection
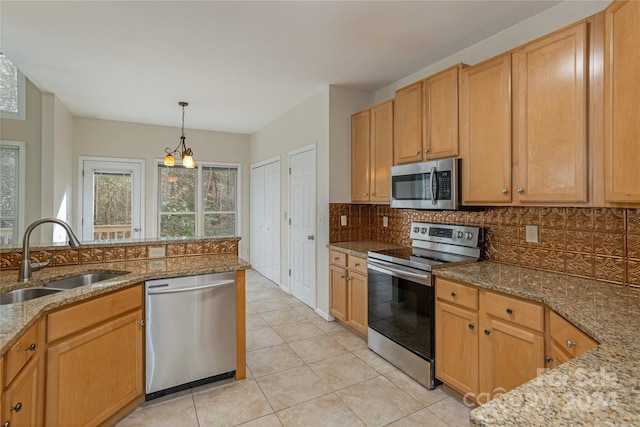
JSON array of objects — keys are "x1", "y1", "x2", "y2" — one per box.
[
  {"x1": 434, "y1": 261, "x2": 640, "y2": 426},
  {"x1": 0, "y1": 253, "x2": 250, "y2": 357}
]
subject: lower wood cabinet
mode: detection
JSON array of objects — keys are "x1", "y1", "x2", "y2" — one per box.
[
  {"x1": 435, "y1": 278, "x2": 545, "y2": 404},
  {"x1": 329, "y1": 250, "x2": 368, "y2": 336},
  {"x1": 45, "y1": 284, "x2": 144, "y2": 427},
  {"x1": 545, "y1": 310, "x2": 598, "y2": 369}
]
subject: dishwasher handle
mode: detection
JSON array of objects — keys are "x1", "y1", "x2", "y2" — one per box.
[{"x1": 147, "y1": 279, "x2": 234, "y2": 295}]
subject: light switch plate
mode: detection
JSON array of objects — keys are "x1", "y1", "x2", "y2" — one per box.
[
  {"x1": 148, "y1": 246, "x2": 166, "y2": 258},
  {"x1": 340, "y1": 215, "x2": 347, "y2": 226},
  {"x1": 525, "y1": 225, "x2": 539, "y2": 244}
]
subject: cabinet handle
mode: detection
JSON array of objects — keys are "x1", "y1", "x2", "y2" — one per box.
[
  {"x1": 347, "y1": 277, "x2": 352, "y2": 281},
  {"x1": 450, "y1": 291, "x2": 457, "y2": 297},
  {"x1": 415, "y1": 150, "x2": 420, "y2": 155},
  {"x1": 24, "y1": 343, "x2": 36, "y2": 352},
  {"x1": 468, "y1": 323, "x2": 475, "y2": 330},
  {"x1": 424, "y1": 148, "x2": 430, "y2": 154},
  {"x1": 517, "y1": 188, "x2": 524, "y2": 194},
  {"x1": 334, "y1": 257, "x2": 340, "y2": 261},
  {"x1": 506, "y1": 308, "x2": 513, "y2": 315},
  {"x1": 484, "y1": 329, "x2": 491, "y2": 335},
  {"x1": 9, "y1": 402, "x2": 22, "y2": 413},
  {"x1": 354, "y1": 262, "x2": 360, "y2": 267},
  {"x1": 340, "y1": 275, "x2": 345, "y2": 279},
  {"x1": 545, "y1": 355, "x2": 554, "y2": 363},
  {"x1": 3, "y1": 420, "x2": 10, "y2": 427},
  {"x1": 371, "y1": 193, "x2": 375, "y2": 196},
  {"x1": 502, "y1": 188, "x2": 508, "y2": 194},
  {"x1": 139, "y1": 320, "x2": 145, "y2": 326},
  {"x1": 566, "y1": 340, "x2": 577, "y2": 348}
]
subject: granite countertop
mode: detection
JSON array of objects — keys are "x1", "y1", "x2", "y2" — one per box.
[
  {"x1": 328, "y1": 241, "x2": 406, "y2": 258},
  {"x1": 0, "y1": 254, "x2": 250, "y2": 357},
  {"x1": 434, "y1": 262, "x2": 640, "y2": 426}
]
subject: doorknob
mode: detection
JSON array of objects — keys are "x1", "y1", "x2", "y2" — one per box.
[
  {"x1": 134, "y1": 227, "x2": 141, "y2": 232},
  {"x1": 307, "y1": 235, "x2": 315, "y2": 240}
]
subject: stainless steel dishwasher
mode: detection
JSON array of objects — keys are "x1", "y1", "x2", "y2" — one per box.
[{"x1": 145, "y1": 272, "x2": 236, "y2": 400}]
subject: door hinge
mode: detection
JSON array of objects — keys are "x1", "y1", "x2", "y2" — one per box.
[
  {"x1": 82, "y1": 169, "x2": 84, "y2": 178},
  {"x1": 289, "y1": 167, "x2": 291, "y2": 175},
  {"x1": 288, "y1": 218, "x2": 291, "y2": 225},
  {"x1": 288, "y1": 269, "x2": 292, "y2": 276}
]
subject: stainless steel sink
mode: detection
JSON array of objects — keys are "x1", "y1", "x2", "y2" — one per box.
[
  {"x1": 43, "y1": 272, "x2": 129, "y2": 290},
  {"x1": 0, "y1": 287, "x2": 63, "y2": 305}
]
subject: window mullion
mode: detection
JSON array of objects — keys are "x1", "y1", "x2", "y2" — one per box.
[{"x1": 196, "y1": 164, "x2": 203, "y2": 236}]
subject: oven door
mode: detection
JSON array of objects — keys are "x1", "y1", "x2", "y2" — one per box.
[{"x1": 367, "y1": 259, "x2": 435, "y2": 361}]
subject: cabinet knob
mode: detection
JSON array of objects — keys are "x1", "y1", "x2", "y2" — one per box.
[
  {"x1": 364, "y1": 193, "x2": 368, "y2": 196},
  {"x1": 3, "y1": 420, "x2": 10, "y2": 427},
  {"x1": 24, "y1": 343, "x2": 36, "y2": 352},
  {"x1": 415, "y1": 150, "x2": 420, "y2": 155},
  {"x1": 450, "y1": 291, "x2": 457, "y2": 297},
  {"x1": 424, "y1": 148, "x2": 430, "y2": 154},
  {"x1": 506, "y1": 308, "x2": 513, "y2": 315},
  {"x1": 517, "y1": 188, "x2": 524, "y2": 194},
  {"x1": 340, "y1": 275, "x2": 345, "y2": 279},
  {"x1": 468, "y1": 323, "x2": 475, "y2": 330},
  {"x1": 545, "y1": 355, "x2": 554, "y2": 363},
  {"x1": 484, "y1": 329, "x2": 491, "y2": 336},
  {"x1": 347, "y1": 277, "x2": 352, "y2": 281},
  {"x1": 502, "y1": 188, "x2": 508, "y2": 194},
  {"x1": 139, "y1": 320, "x2": 145, "y2": 326},
  {"x1": 371, "y1": 193, "x2": 375, "y2": 196},
  {"x1": 566, "y1": 339, "x2": 577, "y2": 348},
  {"x1": 354, "y1": 262, "x2": 360, "y2": 267},
  {"x1": 9, "y1": 402, "x2": 22, "y2": 413},
  {"x1": 334, "y1": 257, "x2": 340, "y2": 261}
]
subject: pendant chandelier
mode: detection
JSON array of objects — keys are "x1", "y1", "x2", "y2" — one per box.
[{"x1": 164, "y1": 101, "x2": 195, "y2": 168}]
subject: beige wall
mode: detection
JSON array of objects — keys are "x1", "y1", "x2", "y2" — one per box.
[
  {"x1": 72, "y1": 117, "x2": 252, "y2": 260},
  {"x1": 0, "y1": 78, "x2": 43, "y2": 241}
]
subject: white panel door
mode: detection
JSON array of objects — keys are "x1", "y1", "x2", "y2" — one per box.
[
  {"x1": 289, "y1": 146, "x2": 316, "y2": 308},
  {"x1": 80, "y1": 158, "x2": 143, "y2": 242},
  {"x1": 264, "y1": 161, "x2": 280, "y2": 283},
  {"x1": 251, "y1": 166, "x2": 266, "y2": 276}
]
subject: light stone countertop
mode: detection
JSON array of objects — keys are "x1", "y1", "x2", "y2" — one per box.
[
  {"x1": 0, "y1": 254, "x2": 250, "y2": 357},
  {"x1": 434, "y1": 262, "x2": 640, "y2": 426},
  {"x1": 328, "y1": 241, "x2": 406, "y2": 258}
]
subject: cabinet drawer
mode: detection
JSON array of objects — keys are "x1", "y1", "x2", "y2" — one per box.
[
  {"x1": 5, "y1": 321, "x2": 40, "y2": 386},
  {"x1": 329, "y1": 250, "x2": 347, "y2": 267},
  {"x1": 47, "y1": 284, "x2": 143, "y2": 343},
  {"x1": 348, "y1": 255, "x2": 367, "y2": 275},
  {"x1": 483, "y1": 291, "x2": 543, "y2": 332},
  {"x1": 436, "y1": 278, "x2": 478, "y2": 311},
  {"x1": 549, "y1": 310, "x2": 598, "y2": 358}
]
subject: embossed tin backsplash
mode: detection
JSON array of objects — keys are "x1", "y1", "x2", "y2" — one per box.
[{"x1": 329, "y1": 204, "x2": 640, "y2": 288}]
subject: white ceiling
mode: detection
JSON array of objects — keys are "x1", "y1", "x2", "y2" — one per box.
[{"x1": 1, "y1": 1, "x2": 564, "y2": 134}]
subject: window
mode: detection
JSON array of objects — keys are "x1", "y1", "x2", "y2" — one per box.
[
  {"x1": 0, "y1": 141, "x2": 25, "y2": 246},
  {"x1": 157, "y1": 163, "x2": 239, "y2": 238},
  {"x1": 0, "y1": 53, "x2": 26, "y2": 120}
]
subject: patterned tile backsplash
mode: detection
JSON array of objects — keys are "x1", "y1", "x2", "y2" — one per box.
[{"x1": 329, "y1": 204, "x2": 640, "y2": 288}]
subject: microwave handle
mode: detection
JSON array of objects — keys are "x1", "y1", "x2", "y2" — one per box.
[{"x1": 429, "y1": 166, "x2": 437, "y2": 205}]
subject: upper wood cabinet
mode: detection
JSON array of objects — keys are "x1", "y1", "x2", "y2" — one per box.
[
  {"x1": 423, "y1": 64, "x2": 463, "y2": 160},
  {"x1": 513, "y1": 22, "x2": 589, "y2": 203},
  {"x1": 351, "y1": 100, "x2": 393, "y2": 203},
  {"x1": 394, "y1": 81, "x2": 423, "y2": 165},
  {"x1": 460, "y1": 54, "x2": 513, "y2": 205},
  {"x1": 394, "y1": 64, "x2": 463, "y2": 166},
  {"x1": 604, "y1": 0, "x2": 640, "y2": 203}
]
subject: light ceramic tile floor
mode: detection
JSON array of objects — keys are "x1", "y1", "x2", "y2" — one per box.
[{"x1": 116, "y1": 269, "x2": 473, "y2": 427}]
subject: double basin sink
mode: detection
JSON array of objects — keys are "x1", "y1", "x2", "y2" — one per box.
[{"x1": 0, "y1": 272, "x2": 129, "y2": 305}]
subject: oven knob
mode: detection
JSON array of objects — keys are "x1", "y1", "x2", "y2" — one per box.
[
  {"x1": 413, "y1": 227, "x2": 420, "y2": 233},
  {"x1": 455, "y1": 231, "x2": 463, "y2": 239},
  {"x1": 465, "y1": 232, "x2": 473, "y2": 240},
  {"x1": 421, "y1": 228, "x2": 427, "y2": 234}
]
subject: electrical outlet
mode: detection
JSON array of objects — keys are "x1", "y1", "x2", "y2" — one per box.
[
  {"x1": 340, "y1": 215, "x2": 347, "y2": 226},
  {"x1": 383, "y1": 216, "x2": 389, "y2": 227},
  {"x1": 525, "y1": 225, "x2": 539, "y2": 244},
  {"x1": 148, "y1": 246, "x2": 166, "y2": 258}
]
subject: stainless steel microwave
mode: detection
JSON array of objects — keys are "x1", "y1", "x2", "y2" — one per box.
[{"x1": 390, "y1": 158, "x2": 461, "y2": 210}]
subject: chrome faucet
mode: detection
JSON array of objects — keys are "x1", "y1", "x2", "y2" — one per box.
[{"x1": 19, "y1": 218, "x2": 81, "y2": 282}]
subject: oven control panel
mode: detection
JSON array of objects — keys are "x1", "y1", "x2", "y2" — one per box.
[{"x1": 410, "y1": 222, "x2": 480, "y2": 248}]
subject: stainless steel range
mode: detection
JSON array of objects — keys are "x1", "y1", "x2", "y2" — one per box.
[{"x1": 367, "y1": 222, "x2": 481, "y2": 389}]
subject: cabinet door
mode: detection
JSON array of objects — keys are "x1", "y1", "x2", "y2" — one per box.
[
  {"x1": 394, "y1": 81, "x2": 423, "y2": 165},
  {"x1": 2, "y1": 354, "x2": 43, "y2": 427},
  {"x1": 370, "y1": 100, "x2": 393, "y2": 203},
  {"x1": 351, "y1": 110, "x2": 371, "y2": 203},
  {"x1": 460, "y1": 55, "x2": 512, "y2": 205},
  {"x1": 347, "y1": 271, "x2": 368, "y2": 336},
  {"x1": 604, "y1": 0, "x2": 640, "y2": 203},
  {"x1": 513, "y1": 22, "x2": 588, "y2": 203},
  {"x1": 479, "y1": 316, "x2": 544, "y2": 403},
  {"x1": 46, "y1": 310, "x2": 144, "y2": 427},
  {"x1": 435, "y1": 301, "x2": 478, "y2": 398},
  {"x1": 329, "y1": 264, "x2": 348, "y2": 321},
  {"x1": 424, "y1": 65, "x2": 461, "y2": 160},
  {"x1": 548, "y1": 339, "x2": 572, "y2": 369}
]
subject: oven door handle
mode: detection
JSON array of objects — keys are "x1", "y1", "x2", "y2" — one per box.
[{"x1": 367, "y1": 259, "x2": 432, "y2": 287}]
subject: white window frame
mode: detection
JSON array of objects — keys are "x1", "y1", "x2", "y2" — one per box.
[
  {"x1": 153, "y1": 160, "x2": 241, "y2": 238},
  {"x1": 0, "y1": 55, "x2": 26, "y2": 120},
  {"x1": 0, "y1": 140, "x2": 26, "y2": 245}
]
